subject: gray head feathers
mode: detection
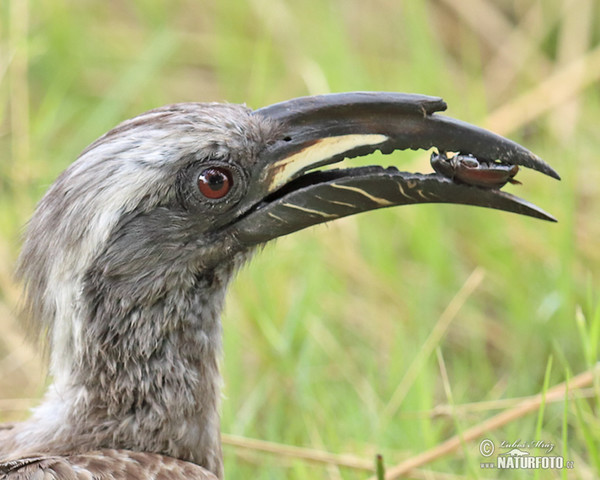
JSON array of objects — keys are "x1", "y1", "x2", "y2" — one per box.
[
  {"x1": 6, "y1": 102, "x2": 278, "y2": 478},
  {"x1": 16, "y1": 103, "x2": 273, "y2": 375}
]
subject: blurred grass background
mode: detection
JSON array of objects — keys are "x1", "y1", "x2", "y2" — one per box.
[{"x1": 1, "y1": 0, "x2": 599, "y2": 478}]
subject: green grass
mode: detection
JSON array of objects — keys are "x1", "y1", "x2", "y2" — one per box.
[{"x1": 1, "y1": 0, "x2": 599, "y2": 478}]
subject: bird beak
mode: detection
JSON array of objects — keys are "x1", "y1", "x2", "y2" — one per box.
[{"x1": 230, "y1": 92, "x2": 559, "y2": 246}]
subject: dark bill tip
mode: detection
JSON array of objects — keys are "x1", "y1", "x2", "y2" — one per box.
[
  {"x1": 254, "y1": 92, "x2": 559, "y2": 186},
  {"x1": 230, "y1": 92, "x2": 559, "y2": 247}
]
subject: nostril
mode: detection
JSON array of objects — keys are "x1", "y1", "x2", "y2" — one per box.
[{"x1": 283, "y1": 136, "x2": 292, "y2": 142}]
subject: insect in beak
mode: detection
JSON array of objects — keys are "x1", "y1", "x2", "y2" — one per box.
[{"x1": 431, "y1": 151, "x2": 522, "y2": 189}]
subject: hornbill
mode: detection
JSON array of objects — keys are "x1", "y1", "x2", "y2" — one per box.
[{"x1": 0, "y1": 92, "x2": 558, "y2": 479}]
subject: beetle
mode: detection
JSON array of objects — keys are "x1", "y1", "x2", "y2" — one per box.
[{"x1": 430, "y1": 151, "x2": 521, "y2": 189}]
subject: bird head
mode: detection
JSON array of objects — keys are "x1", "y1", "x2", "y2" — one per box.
[{"x1": 16, "y1": 93, "x2": 558, "y2": 379}]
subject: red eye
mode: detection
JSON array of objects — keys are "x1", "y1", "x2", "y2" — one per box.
[{"x1": 197, "y1": 167, "x2": 233, "y2": 199}]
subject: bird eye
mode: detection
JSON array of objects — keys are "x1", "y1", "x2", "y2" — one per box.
[{"x1": 197, "y1": 167, "x2": 233, "y2": 199}]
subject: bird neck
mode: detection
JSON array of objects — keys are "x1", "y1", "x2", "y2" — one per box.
[{"x1": 10, "y1": 261, "x2": 244, "y2": 479}]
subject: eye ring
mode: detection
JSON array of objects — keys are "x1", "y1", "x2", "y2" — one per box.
[{"x1": 197, "y1": 167, "x2": 233, "y2": 199}]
